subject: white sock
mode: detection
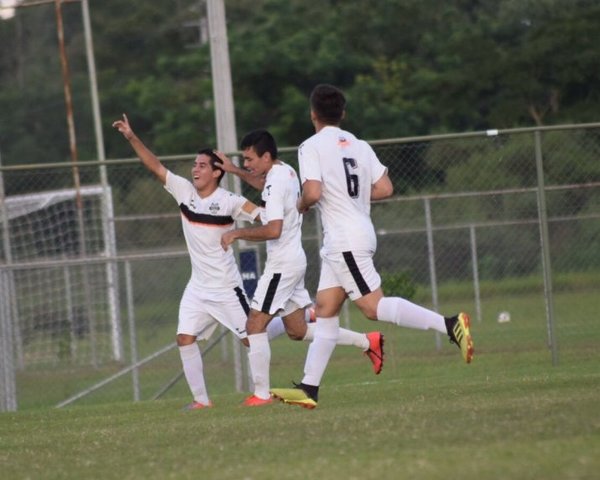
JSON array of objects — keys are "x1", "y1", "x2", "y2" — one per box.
[
  {"x1": 179, "y1": 343, "x2": 209, "y2": 405},
  {"x1": 302, "y1": 317, "x2": 339, "y2": 386},
  {"x1": 303, "y1": 323, "x2": 369, "y2": 350},
  {"x1": 266, "y1": 316, "x2": 286, "y2": 340},
  {"x1": 377, "y1": 297, "x2": 446, "y2": 333},
  {"x1": 247, "y1": 332, "x2": 271, "y2": 399}
]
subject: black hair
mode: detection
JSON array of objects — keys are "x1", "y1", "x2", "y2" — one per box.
[
  {"x1": 310, "y1": 84, "x2": 346, "y2": 125},
  {"x1": 197, "y1": 148, "x2": 225, "y2": 184},
  {"x1": 240, "y1": 129, "x2": 278, "y2": 159}
]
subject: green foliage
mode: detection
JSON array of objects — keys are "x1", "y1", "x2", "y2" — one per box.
[
  {"x1": 2, "y1": 0, "x2": 600, "y2": 172},
  {"x1": 380, "y1": 270, "x2": 417, "y2": 299}
]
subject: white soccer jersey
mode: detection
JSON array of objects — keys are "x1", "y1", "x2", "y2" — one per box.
[
  {"x1": 260, "y1": 162, "x2": 306, "y2": 271},
  {"x1": 298, "y1": 126, "x2": 387, "y2": 254},
  {"x1": 165, "y1": 171, "x2": 254, "y2": 290}
]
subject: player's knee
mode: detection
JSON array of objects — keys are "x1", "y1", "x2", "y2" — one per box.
[
  {"x1": 360, "y1": 306, "x2": 379, "y2": 321},
  {"x1": 176, "y1": 333, "x2": 196, "y2": 346},
  {"x1": 315, "y1": 302, "x2": 341, "y2": 318},
  {"x1": 286, "y1": 331, "x2": 304, "y2": 341},
  {"x1": 284, "y1": 319, "x2": 306, "y2": 340},
  {"x1": 247, "y1": 311, "x2": 269, "y2": 334}
]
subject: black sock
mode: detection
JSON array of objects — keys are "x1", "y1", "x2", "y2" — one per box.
[
  {"x1": 298, "y1": 382, "x2": 319, "y2": 401},
  {"x1": 444, "y1": 316, "x2": 456, "y2": 336}
]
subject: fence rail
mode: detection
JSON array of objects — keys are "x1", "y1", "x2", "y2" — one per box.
[{"x1": 2, "y1": 123, "x2": 599, "y2": 411}]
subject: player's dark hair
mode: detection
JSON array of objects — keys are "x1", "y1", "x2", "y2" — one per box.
[
  {"x1": 240, "y1": 129, "x2": 278, "y2": 160},
  {"x1": 197, "y1": 148, "x2": 225, "y2": 185},
  {"x1": 310, "y1": 84, "x2": 346, "y2": 125}
]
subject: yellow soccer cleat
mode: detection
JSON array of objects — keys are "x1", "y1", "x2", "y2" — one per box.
[
  {"x1": 270, "y1": 387, "x2": 318, "y2": 409},
  {"x1": 446, "y1": 312, "x2": 474, "y2": 363}
]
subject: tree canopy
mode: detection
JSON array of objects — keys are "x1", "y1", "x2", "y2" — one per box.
[{"x1": 0, "y1": 0, "x2": 598, "y2": 166}]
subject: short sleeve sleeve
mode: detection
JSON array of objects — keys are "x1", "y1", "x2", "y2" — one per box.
[
  {"x1": 230, "y1": 193, "x2": 258, "y2": 222},
  {"x1": 263, "y1": 168, "x2": 286, "y2": 221},
  {"x1": 366, "y1": 143, "x2": 388, "y2": 184},
  {"x1": 164, "y1": 170, "x2": 194, "y2": 204},
  {"x1": 298, "y1": 141, "x2": 321, "y2": 184}
]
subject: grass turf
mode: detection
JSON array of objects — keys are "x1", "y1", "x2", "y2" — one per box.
[
  {"x1": 1, "y1": 331, "x2": 599, "y2": 480},
  {"x1": 3, "y1": 280, "x2": 599, "y2": 479}
]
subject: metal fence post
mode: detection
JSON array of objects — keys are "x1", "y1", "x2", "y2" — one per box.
[
  {"x1": 424, "y1": 197, "x2": 441, "y2": 350},
  {"x1": 534, "y1": 130, "x2": 559, "y2": 366},
  {"x1": 469, "y1": 225, "x2": 482, "y2": 323},
  {"x1": 124, "y1": 261, "x2": 140, "y2": 401},
  {"x1": 0, "y1": 269, "x2": 17, "y2": 412},
  {"x1": 0, "y1": 149, "x2": 17, "y2": 412}
]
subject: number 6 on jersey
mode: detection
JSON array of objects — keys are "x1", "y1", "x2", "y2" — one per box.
[{"x1": 343, "y1": 157, "x2": 359, "y2": 198}]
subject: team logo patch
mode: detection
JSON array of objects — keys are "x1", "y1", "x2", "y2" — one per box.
[
  {"x1": 338, "y1": 136, "x2": 350, "y2": 147},
  {"x1": 209, "y1": 202, "x2": 220, "y2": 214}
]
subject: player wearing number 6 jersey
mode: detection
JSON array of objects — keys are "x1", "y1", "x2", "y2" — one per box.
[{"x1": 270, "y1": 84, "x2": 474, "y2": 409}]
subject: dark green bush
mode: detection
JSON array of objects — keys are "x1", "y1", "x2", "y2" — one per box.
[{"x1": 380, "y1": 271, "x2": 417, "y2": 300}]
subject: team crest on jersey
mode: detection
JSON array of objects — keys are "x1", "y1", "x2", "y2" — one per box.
[
  {"x1": 338, "y1": 136, "x2": 350, "y2": 147},
  {"x1": 209, "y1": 202, "x2": 220, "y2": 214},
  {"x1": 265, "y1": 185, "x2": 272, "y2": 196},
  {"x1": 189, "y1": 197, "x2": 196, "y2": 209}
]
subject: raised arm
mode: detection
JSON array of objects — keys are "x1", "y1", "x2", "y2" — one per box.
[
  {"x1": 112, "y1": 114, "x2": 167, "y2": 184},
  {"x1": 213, "y1": 150, "x2": 266, "y2": 191}
]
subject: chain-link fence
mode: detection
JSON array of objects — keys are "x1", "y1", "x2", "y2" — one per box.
[{"x1": 1, "y1": 123, "x2": 599, "y2": 411}]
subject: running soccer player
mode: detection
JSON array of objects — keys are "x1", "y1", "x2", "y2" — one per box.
[
  {"x1": 270, "y1": 84, "x2": 474, "y2": 409},
  {"x1": 217, "y1": 129, "x2": 384, "y2": 407},
  {"x1": 113, "y1": 115, "x2": 382, "y2": 410}
]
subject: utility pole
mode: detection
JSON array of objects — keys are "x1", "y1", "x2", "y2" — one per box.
[
  {"x1": 205, "y1": 0, "x2": 246, "y2": 393},
  {"x1": 206, "y1": 0, "x2": 238, "y2": 156},
  {"x1": 81, "y1": 0, "x2": 122, "y2": 362}
]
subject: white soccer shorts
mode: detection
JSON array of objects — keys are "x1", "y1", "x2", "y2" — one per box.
[
  {"x1": 177, "y1": 282, "x2": 250, "y2": 340},
  {"x1": 250, "y1": 267, "x2": 312, "y2": 317},
  {"x1": 318, "y1": 251, "x2": 382, "y2": 301}
]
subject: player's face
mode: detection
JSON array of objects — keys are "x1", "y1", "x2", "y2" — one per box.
[
  {"x1": 242, "y1": 147, "x2": 271, "y2": 176},
  {"x1": 191, "y1": 154, "x2": 219, "y2": 190}
]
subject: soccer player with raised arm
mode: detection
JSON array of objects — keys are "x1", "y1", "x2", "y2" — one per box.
[
  {"x1": 217, "y1": 129, "x2": 384, "y2": 407},
  {"x1": 113, "y1": 115, "x2": 382, "y2": 410},
  {"x1": 270, "y1": 84, "x2": 474, "y2": 409}
]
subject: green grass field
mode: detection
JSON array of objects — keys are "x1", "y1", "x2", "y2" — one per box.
[{"x1": 2, "y1": 293, "x2": 599, "y2": 480}]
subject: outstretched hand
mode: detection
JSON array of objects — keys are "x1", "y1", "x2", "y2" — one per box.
[{"x1": 112, "y1": 113, "x2": 134, "y2": 140}]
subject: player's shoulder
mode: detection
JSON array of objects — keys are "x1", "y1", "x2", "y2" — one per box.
[
  {"x1": 216, "y1": 186, "x2": 245, "y2": 202},
  {"x1": 166, "y1": 169, "x2": 187, "y2": 183},
  {"x1": 165, "y1": 170, "x2": 194, "y2": 191},
  {"x1": 341, "y1": 131, "x2": 375, "y2": 156},
  {"x1": 301, "y1": 130, "x2": 322, "y2": 148},
  {"x1": 265, "y1": 163, "x2": 298, "y2": 193},
  {"x1": 206, "y1": 188, "x2": 247, "y2": 215},
  {"x1": 336, "y1": 127, "x2": 362, "y2": 144},
  {"x1": 269, "y1": 161, "x2": 293, "y2": 176}
]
